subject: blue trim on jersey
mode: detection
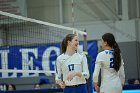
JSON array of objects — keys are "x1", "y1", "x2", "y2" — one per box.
[{"x1": 105, "y1": 50, "x2": 113, "y2": 55}]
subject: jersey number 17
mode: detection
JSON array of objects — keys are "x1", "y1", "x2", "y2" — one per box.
[{"x1": 68, "y1": 64, "x2": 74, "y2": 71}]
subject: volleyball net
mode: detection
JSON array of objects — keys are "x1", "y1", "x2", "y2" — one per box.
[{"x1": 0, "y1": 11, "x2": 87, "y2": 78}]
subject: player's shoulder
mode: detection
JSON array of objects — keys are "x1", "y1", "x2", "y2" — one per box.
[
  {"x1": 76, "y1": 52, "x2": 86, "y2": 58},
  {"x1": 57, "y1": 53, "x2": 65, "y2": 60},
  {"x1": 98, "y1": 50, "x2": 113, "y2": 55},
  {"x1": 98, "y1": 50, "x2": 106, "y2": 56}
]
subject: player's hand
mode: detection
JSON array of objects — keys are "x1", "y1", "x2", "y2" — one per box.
[
  {"x1": 122, "y1": 83, "x2": 124, "y2": 89},
  {"x1": 95, "y1": 85, "x2": 100, "y2": 93},
  {"x1": 59, "y1": 81, "x2": 65, "y2": 89},
  {"x1": 94, "y1": 82, "x2": 100, "y2": 93},
  {"x1": 67, "y1": 72, "x2": 76, "y2": 80}
]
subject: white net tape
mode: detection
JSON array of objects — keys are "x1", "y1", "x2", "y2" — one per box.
[{"x1": 0, "y1": 11, "x2": 87, "y2": 36}]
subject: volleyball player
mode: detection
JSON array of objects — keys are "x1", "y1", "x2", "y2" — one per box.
[
  {"x1": 93, "y1": 33, "x2": 125, "y2": 93},
  {"x1": 55, "y1": 34, "x2": 89, "y2": 93}
]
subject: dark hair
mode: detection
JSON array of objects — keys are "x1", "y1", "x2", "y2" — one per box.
[
  {"x1": 128, "y1": 78, "x2": 135, "y2": 84},
  {"x1": 102, "y1": 33, "x2": 121, "y2": 72},
  {"x1": 61, "y1": 34, "x2": 77, "y2": 53}
]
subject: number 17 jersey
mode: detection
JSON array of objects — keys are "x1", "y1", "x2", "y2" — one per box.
[{"x1": 55, "y1": 52, "x2": 89, "y2": 86}]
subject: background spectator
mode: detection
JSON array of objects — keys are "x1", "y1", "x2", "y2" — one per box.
[
  {"x1": 34, "y1": 83, "x2": 41, "y2": 89},
  {"x1": 7, "y1": 84, "x2": 16, "y2": 91},
  {"x1": 128, "y1": 78, "x2": 140, "y2": 84},
  {"x1": 134, "y1": 79, "x2": 140, "y2": 84}
]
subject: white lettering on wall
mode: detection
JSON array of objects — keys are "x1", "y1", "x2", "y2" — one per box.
[
  {"x1": 0, "y1": 50, "x2": 9, "y2": 77},
  {"x1": 0, "y1": 46, "x2": 61, "y2": 77},
  {"x1": 42, "y1": 46, "x2": 60, "y2": 76},
  {"x1": 19, "y1": 48, "x2": 38, "y2": 77}
]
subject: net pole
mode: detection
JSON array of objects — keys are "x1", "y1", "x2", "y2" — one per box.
[
  {"x1": 71, "y1": 0, "x2": 76, "y2": 35},
  {"x1": 83, "y1": 30, "x2": 93, "y2": 93},
  {"x1": 72, "y1": 0, "x2": 75, "y2": 28}
]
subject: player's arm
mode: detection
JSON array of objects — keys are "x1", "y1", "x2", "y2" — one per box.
[
  {"x1": 80, "y1": 55, "x2": 89, "y2": 79},
  {"x1": 73, "y1": 55, "x2": 90, "y2": 79},
  {"x1": 93, "y1": 54, "x2": 102, "y2": 93},
  {"x1": 93, "y1": 53, "x2": 102, "y2": 83},
  {"x1": 67, "y1": 55, "x2": 89, "y2": 80},
  {"x1": 55, "y1": 58, "x2": 65, "y2": 88},
  {"x1": 93, "y1": 62, "x2": 101, "y2": 93},
  {"x1": 94, "y1": 82, "x2": 100, "y2": 93},
  {"x1": 55, "y1": 58, "x2": 63, "y2": 84},
  {"x1": 119, "y1": 58, "x2": 125, "y2": 86}
]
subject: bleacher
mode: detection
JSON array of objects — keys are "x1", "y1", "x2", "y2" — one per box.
[{"x1": 0, "y1": 76, "x2": 56, "y2": 90}]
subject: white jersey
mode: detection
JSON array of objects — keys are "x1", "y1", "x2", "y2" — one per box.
[
  {"x1": 93, "y1": 50, "x2": 125, "y2": 93},
  {"x1": 55, "y1": 52, "x2": 89, "y2": 86}
]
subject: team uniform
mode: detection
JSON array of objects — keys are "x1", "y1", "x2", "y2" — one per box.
[
  {"x1": 93, "y1": 50, "x2": 125, "y2": 93},
  {"x1": 55, "y1": 52, "x2": 89, "y2": 93}
]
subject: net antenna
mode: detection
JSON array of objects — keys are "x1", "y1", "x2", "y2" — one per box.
[
  {"x1": 71, "y1": 0, "x2": 87, "y2": 54},
  {"x1": 83, "y1": 29, "x2": 88, "y2": 55},
  {"x1": 0, "y1": 11, "x2": 87, "y2": 77},
  {"x1": 71, "y1": 0, "x2": 75, "y2": 28},
  {"x1": 71, "y1": 0, "x2": 77, "y2": 36}
]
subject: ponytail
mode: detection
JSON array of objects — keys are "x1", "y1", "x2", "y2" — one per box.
[
  {"x1": 113, "y1": 42, "x2": 121, "y2": 72},
  {"x1": 102, "y1": 33, "x2": 121, "y2": 72},
  {"x1": 61, "y1": 38, "x2": 66, "y2": 53}
]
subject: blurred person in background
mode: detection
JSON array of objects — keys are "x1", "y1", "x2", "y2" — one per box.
[
  {"x1": 128, "y1": 78, "x2": 140, "y2": 84},
  {"x1": 134, "y1": 79, "x2": 140, "y2": 84},
  {"x1": 7, "y1": 84, "x2": 16, "y2": 91},
  {"x1": 34, "y1": 83, "x2": 41, "y2": 89}
]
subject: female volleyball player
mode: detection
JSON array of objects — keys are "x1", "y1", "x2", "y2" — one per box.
[
  {"x1": 93, "y1": 33, "x2": 125, "y2": 93},
  {"x1": 55, "y1": 34, "x2": 89, "y2": 93}
]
